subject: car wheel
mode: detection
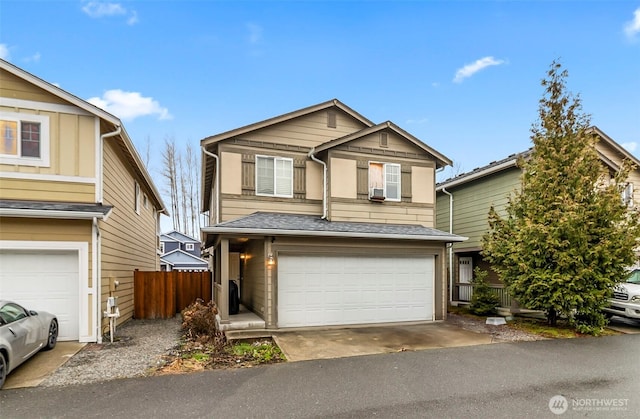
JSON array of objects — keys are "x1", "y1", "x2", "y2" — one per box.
[
  {"x1": 45, "y1": 319, "x2": 58, "y2": 350},
  {"x1": 0, "y1": 352, "x2": 7, "y2": 389}
]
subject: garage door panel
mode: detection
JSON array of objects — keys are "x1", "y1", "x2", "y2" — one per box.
[
  {"x1": 0, "y1": 250, "x2": 79, "y2": 341},
  {"x1": 278, "y1": 254, "x2": 434, "y2": 327}
]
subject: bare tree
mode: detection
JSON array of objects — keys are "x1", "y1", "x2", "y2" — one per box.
[{"x1": 161, "y1": 136, "x2": 181, "y2": 231}]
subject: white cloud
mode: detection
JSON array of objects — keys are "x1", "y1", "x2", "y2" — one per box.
[
  {"x1": 246, "y1": 23, "x2": 263, "y2": 44},
  {"x1": 87, "y1": 90, "x2": 172, "y2": 121},
  {"x1": 24, "y1": 52, "x2": 41, "y2": 63},
  {"x1": 82, "y1": 1, "x2": 138, "y2": 25},
  {"x1": 622, "y1": 141, "x2": 637, "y2": 152},
  {"x1": 0, "y1": 44, "x2": 10, "y2": 60},
  {"x1": 453, "y1": 56, "x2": 505, "y2": 83},
  {"x1": 624, "y1": 8, "x2": 640, "y2": 39}
]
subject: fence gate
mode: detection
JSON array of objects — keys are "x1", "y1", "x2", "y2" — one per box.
[
  {"x1": 458, "y1": 257, "x2": 474, "y2": 301},
  {"x1": 134, "y1": 270, "x2": 212, "y2": 319}
]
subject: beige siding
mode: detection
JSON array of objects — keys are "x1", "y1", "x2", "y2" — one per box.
[
  {"x1": 412, "y1": 166, "x2": 435, "y2": 204},
  {"x1": 220, "y1": 195, "x2": 322, "y2": 222},
  {"x1": 243, "y1": 110, "x2": 367, "y2": 148},
  {"x1": 220, "y1": 151, "x2": 242, "y2": 194},
  {"x1": 100, "y1": 139, "x2": 159, "y2": 326},
  {"x1": 329, "y1": 157, "x2": 357, "y2": 199},
  {"x1": 0, "y1": 178, "x2": 94, "y2": 202},
  {"x1": 240, "y1": 239, "x2": 266, "y2": 319},
  {"x1": 306, "y1": 161, "x2": 323, "y2": 200},
  {"x1": 0, "y1": 69, "x2": 67, "y2": 105},
  {"x1": 329, "y1": 200, "x2": 434, "y2": 226},
  {"x1": 596, "y1": 141, "x2": 640, "y2": 207},
  {"x1": 348, "y1": 131, "x2": 425, "y2": 155}
]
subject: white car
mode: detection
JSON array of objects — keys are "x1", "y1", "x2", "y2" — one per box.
[
  {"x1": 604, "y1": 270, "x2": 640, "y2": 321},
  {"x1": 0, "y1": 300, "x2": 58, "y2": 389}
]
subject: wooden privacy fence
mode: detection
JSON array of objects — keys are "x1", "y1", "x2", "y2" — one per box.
[{"x1": 134, "y1": 270, "x2": 212, "y2": 319}]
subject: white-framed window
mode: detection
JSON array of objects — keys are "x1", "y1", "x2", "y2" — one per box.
[
  {"x1": 134, "y1": 181, "x2": 141, "y2": 214},
  {"x1": 368, "y1": 162, "x2": 401, "y2": 201},
  {"x1": 255, "y1": 155, "x2": 293, "y2": 197},
  {"x1": 622, "y1": 183, "x2": 634, "y2": 207},
  {"x1": 160, "y1": 242, "x2": 165, "y2": 254},
  {"x1": 143, "y1": 194, "x2": 149, "y2": 209},
  {"x1": 0, "y1": 112, "x2": 50, "y2": 167},
  {"x1": 185, "y1": 243, "x2": 195, "y2": 251}
]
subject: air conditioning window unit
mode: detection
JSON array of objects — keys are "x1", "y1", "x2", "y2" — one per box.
[{"x1": 370, "y1": 188, "x2": 385, "y2": 200}]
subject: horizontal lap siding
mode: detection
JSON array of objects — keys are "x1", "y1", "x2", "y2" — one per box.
[
  {"x1": 101, "y1": 140, "x2": 158, "y2": 327},
  {"x1": 220, "y1": 195, "x2": 322, "y2": 222},
  {"x1": 0, "y1": 178, "x2": 94, "y2": 202},
  {"x1": 0, "y1": 69, "x2": 66, "y2": 104},
  {"x1": 241, "y1": 239, "x2": 266, "y2": 319},
  {"x1": 246, "y1": 111, "x2": 366, "y2": 148},
  {"x1": 329, "y1": 201, "x2": 434, "y2": 226}
]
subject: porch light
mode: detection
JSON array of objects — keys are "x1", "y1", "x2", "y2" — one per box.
[
  {"x1": 240, "y1": 253, "x2": 246, "y2": 260},
  {"x1": 267, "y1": 253, "x2": 275, "y2": 266}
]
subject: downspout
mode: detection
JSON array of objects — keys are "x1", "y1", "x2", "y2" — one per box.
[
  {"x1": 93, "y1": 217, "x2": 102, "y2": 344},
  {"x1": 98, "y1": 126, "x2": 122, "y2": 204},
  {"x1": 201, "y1": 147, "x2": 220, "y2": 225},
  {"x1": 307, "y1": 147, "x2": 327, "y2": 219},
  {"x1": 441, "y1": 187, "x2": 454, "y2": 304}
]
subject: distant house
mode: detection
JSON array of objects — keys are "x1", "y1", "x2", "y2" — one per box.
[
  {"x1": 200, "y1": 99, "x2": 466, "y2": 330},
  {"x1": 159, "y1": 231, "x2": 208, "y2": 271},
  {"x1": 0, "y1": 59, "x2": 167, "y2": 343},
  {"x1": 435, "y1": 127, "x2": 640, "y2": 307}
]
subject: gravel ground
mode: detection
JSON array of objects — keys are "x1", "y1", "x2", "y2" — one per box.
[
  {"x1": 40, "y1": 313, "x2": 541, "y2": 387},
  {"x1": 41, "y1": 316, "x2": 183, "y2": 387}
]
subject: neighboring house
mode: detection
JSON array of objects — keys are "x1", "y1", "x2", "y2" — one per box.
[
  {"x1": 0, "y1": 59, "x2": 167, "y2": 343},
  {"x1": 160, "y1": 231, "x2": 208, "y2": 271},
  {"x1": 200, "y1": 99, "x2": 466, "y2": 329},
  {"x1": 435, "y1": 127, "x2": 640, "y2": 306}
]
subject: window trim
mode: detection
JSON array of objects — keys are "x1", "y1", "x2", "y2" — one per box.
[
  {"x1": 0, "y1": 111, "x2": 50, "y2": 167},
  {"x1": 622, "y1": 183, "x2": 634, "y2": 207},
  {"x1": 185, "y1": 243, "x2": 195, "y2": 251},
  {"x1": 135, "y1": 181, "x2": 141, "y2": 214},
  {"x1": 160, "y1": 242, "x2": 165, "y2": 254},
  {"x1": 255, "y1": 155, "x2": 294, "y2": 198},
  {"x1": 368, "y1": 161, "x2": 401, "y2": 202}
]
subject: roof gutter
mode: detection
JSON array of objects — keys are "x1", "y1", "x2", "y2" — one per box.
[
  {"x1": 201, "y1": 146, "x2": 220, "y2": 224},
  {"x1": 0, "y1": 208, "x2": 112, "y2": 220},
  {"x1": 307, "y1": 147, "x2": 328, "y2": 219},
  {"x1": 436, "y1": 158, "x2": 518, "y2": 191},
  {"x1": 201, "y1": 226, "x2": 467, "y2": 242}
]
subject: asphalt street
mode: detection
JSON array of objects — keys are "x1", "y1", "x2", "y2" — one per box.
[{"x1": 1, "y1": 334, "x2": 638, "y2": 419}]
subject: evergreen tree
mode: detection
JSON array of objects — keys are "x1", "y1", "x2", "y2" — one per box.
[{"x1": 482, "y1": 60, "x2": 640, "y2": 334}]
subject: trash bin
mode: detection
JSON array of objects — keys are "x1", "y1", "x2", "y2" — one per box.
[{"x1": 229, "y1": 280, "x2": 239, "y2": 315}]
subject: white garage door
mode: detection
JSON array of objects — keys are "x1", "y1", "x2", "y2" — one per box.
[
  {"x1": 277, "y1": 254, "x2": 434, "y2": 327},
  {"x1": 0, "y1": 249, "x2": 79, "y2": 341}
]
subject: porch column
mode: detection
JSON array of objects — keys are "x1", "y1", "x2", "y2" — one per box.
[{"x1": 219, "y1": 238, "x2": 230, "y2": 324}]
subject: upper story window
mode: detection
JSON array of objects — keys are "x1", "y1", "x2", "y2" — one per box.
[
  {"x1": 0, "y1": 112, "x2": 50, "y2": 167},
  {"x1": 160, "y1": 242, "x2": 165, "y2": 254},
  {"x1": 369, "y1": 162, "x2": 401, "y2": 201},
  {"x1": 135, "y1": 181, "x2": 141, "y2": 214},
  {"x1": 256, "y1": 155, "x2": 293, "y2": 197},
  {"x1": 622, "y1": 183, "x2": 634, "y2": 207},
  {"x1": 185, "y1": 243, "x2": 195, "y2": 251}
]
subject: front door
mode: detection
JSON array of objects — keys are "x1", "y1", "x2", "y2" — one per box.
[{"x1": 459, "y1": 257, "x2": 473, "y2": 301}]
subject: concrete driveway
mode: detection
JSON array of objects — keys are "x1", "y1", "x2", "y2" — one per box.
[{"x1": 272, "y1": 321, "x2": 495, "y2": 361}]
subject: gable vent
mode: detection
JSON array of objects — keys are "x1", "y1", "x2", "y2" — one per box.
[
  {"x1": 327, "y1": 110, "x2": 337, "y2": 128},
  {"x1": 380, "y1": 132, "x2": 388, "y2": 148}
]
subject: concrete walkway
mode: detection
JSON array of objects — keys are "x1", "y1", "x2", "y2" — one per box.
[
  {"x1": 273, "y1": 322, "x2": 494, "y2": 361},
  {"x1": 3, "y1": 342, "x2": 85, "y2": 389}
]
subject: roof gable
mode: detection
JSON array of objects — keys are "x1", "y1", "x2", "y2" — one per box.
[
  {"x1": 161, "y1": 249, "x2": 208, "y2": 265},
  {"x1": 164, "y1": 230, "x2": 199, "y2": 243},
  {"x1": 314, "y1": 121, "x2": 452, "y2": 168}
]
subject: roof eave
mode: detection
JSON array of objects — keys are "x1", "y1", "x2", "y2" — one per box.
[
  {"x1": 436, "y1": 158, "x2": 519, "y2": 191},
  {"x1": 0, "y1": 208, "x2": 112, "y2": 220}
]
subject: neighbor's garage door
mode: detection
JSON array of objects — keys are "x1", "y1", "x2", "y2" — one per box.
[
  {"x1": 0, "y1": 249, "x2": 79, "y2": 341},
  {"x1": 277, "y1": 254, "x2": 434, "y2": 327}
]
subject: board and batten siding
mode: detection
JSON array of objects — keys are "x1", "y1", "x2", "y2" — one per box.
[
  {"x1": 436, "y1": 168, "x2": 521, "y2": 251},
  {"x1": 100, "y1": 139, "x2": 159, "y2": 325}
]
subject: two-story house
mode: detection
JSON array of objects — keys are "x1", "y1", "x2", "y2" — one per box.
[
  {"x1": 0, "y1": 59, "x2": 167, "y2": 343},
  {"x1": 160, "y1": 230, "x2": 208, "y2": 271},
  {"x1": 435, "y1": 127, "x2": 640, "y2": 307},
  {"x1": 201, "y1": 99, "x2": 466, "y2": 329}
]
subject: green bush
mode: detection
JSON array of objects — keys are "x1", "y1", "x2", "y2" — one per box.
[{"x1": 469, "y1": 268, "x2": 500, "y2": 316}]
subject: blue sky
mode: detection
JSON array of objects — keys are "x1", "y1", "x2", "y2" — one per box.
[{"x1": 2, "y1": 0, "x2": 639, "y2": 184}]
